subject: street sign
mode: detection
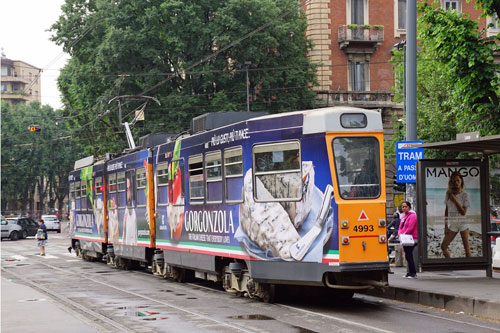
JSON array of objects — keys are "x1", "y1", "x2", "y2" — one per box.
[{"x1": 396, "y1": 141, "x2": 424, "y2": 183}]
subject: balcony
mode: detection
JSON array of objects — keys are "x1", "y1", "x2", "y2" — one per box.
[
  {"x1": 338, "y1": 25, "x2": 384, "y2": 53},
  {"x1": 316, "y1": 90, "x2": 397, "y2": 108}
]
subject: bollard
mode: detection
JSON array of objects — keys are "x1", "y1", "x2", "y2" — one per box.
[{"x1": 395, "y1": 243, "x2": 404, "y2": 267}]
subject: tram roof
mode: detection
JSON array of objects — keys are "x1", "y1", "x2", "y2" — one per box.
[{"x1": 415, "y1": 134, "x2": 500, "y2": 156}]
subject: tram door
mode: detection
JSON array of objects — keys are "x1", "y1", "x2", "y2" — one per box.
[{"x1": 326, "y1": 133, "x2": 387, "y2": 263}]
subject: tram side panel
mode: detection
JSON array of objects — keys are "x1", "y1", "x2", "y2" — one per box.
[
  {"x1": 152, "y1": 114, "x2": 348, "y2": 284},
  {"x1": 106, "y1": 150, "x2": 153, "y2": 262},
  {"x1": 69, "y1": 163, "x2": 106, "y2": 256}
]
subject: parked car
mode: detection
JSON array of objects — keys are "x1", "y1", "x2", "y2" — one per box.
[
  {"x1": 1, "y1": 216, "x2": 23, "y2": 241},
  {"x1": 6, "y1": 217, "x2": 39, "y2": 238},
  {"x1": 41, "y1": 215, "x2": 61, "y2": 233}
]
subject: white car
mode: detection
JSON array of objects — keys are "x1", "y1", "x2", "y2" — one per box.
[
  {"x1": 1, "y1": 216, "x2": 23, "y2": 240},
  {"x1": 41, "y1": 215, "x2": 61, "y2": 233}
]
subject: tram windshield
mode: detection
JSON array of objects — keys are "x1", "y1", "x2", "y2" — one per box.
[{"x1": 332, "y1": 137, "x2": 380, "y2": 199}]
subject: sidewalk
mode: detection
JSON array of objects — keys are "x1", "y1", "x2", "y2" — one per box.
[
  {"x1": 365, "y1": 266, "x2": 500, "y2": 321},
  {"x1": 1, "y1": 276, "x2": 101, "y2": 333}
]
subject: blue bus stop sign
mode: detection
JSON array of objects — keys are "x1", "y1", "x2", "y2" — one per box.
[{"x1": 396, "y1": 141, "x2": 424, "y2": 183}]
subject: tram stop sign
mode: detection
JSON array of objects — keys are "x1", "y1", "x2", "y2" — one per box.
[{"x1": 396, "y1": 141, "x2": 424, "y2": 183}]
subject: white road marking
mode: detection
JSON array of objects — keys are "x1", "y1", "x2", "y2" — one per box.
[
  {"x1": 278, "y1": 304, "x2": 395, "y2": 333},
  {"x1": 12, "y1": 255, "x2": 28, "y2": 261},
  {"x1": 40, "y1": 254, "x2": 58, "y2": 259}
]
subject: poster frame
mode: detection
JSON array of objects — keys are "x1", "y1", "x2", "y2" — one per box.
[{"x1": 417, "y1": 159, "x2": 490, "y2": 270}]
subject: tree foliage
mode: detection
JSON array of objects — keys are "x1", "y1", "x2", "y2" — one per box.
[
  {"x1": 50, "y1": 0, "x2": 318, "y2": 155},
  {"x1": 388, "y1": 2, "x2": 500, "y2": 162},
  {"x1": 1, "y1": 101, "x2": 83, "y2": 214}
]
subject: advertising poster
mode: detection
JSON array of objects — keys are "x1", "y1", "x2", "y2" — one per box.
[{"x1": 423, "y1": 162, "x2": 483, "y2": 259}]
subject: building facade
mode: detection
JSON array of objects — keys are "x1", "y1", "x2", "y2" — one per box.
[
  {"x1": 304, "y1": 0, "x2": 499, "y2": 213},
  {"x1": 1, "y1": 55, "x2": 41, "y2": 105}
]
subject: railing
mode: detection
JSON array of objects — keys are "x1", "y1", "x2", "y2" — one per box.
[
  {"x1": 316, "y1": 90, "x2": 396, "y2": 107},
  {"x1": 338, "y1": 25, "x2": 384, "y2": 43}
]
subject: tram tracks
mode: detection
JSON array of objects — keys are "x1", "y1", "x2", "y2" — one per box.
[
  {"x1": 2, "y1": 257, "x2": 257, "y2": 333},
  {"x1": 3, "y1": 251, "x2": 499, "y2": 333}
]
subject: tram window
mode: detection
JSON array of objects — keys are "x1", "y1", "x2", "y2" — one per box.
[
  {"x1": 117, "y1": 172, "x2": 126, "y2": 207},
  {"x1": 340, "y1": 113, "x2": 367, "y2": 128},
  {"x1": 69, "y1": 182, "x2": 75, "y2": 200},
  {"x1": 332, "y1": 137, "x2": 380, "y2": 199},
  {"x1": 95, "y1": 177, "x2": 103, "y2": 195},
  {"x1": 252, "y1": 141, "x2": 301, "y2": 202},
  {"x1": 75, "y1": 182, "x2": 81, "y2": 199},
  {"x1": 136, "y1": 168, "x2": 146, "y2": 189},
  {"x1": 81, "y1": 183, "x2": 87, "y2": 210},
  {"x1": 126, "y1": 171, "x2": 135, "y2": 208},
  {"x1": 188, "y1": 155, "x2": 204, "y2": 202},
  {"x1": 157, "y1": 163, "x2": 169, "y2": 186},
  {"x1": 109, "y1": 173, "x2": 117, "y2": 193},
  {"x1": 206, "y1": 151, "x2": 222, "y2": 203},
  {"x1": 156, "y1": 163, "x2": 168, "y2": 205},
  {"x1": 117, "y1": 172, "x2": 126, "y2": 192},
  {"x1": 169, "y1": 159, "x2": 185, "y2": 206},
  {"x1": 224, "y1": 147, "x2": 243, "y2": 203}
]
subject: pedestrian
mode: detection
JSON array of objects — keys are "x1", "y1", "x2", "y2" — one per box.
[
  {"x1": 398, "y1": 201, "x2": 418, "y2": 278},
  {"x1": 36, "y1": 219, "x2": 48, "y2": 256}
]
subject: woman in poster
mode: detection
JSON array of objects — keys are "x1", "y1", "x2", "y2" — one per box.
[{"x1": 441, "y1": 171, "x2": 471, "y2": 258}]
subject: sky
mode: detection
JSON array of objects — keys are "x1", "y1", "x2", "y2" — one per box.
[{"x1": 1, "y1": 0, "x2": 69, "y2": 109}]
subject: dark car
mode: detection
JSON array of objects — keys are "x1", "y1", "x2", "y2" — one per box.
[{"x1": 6, "y1": 217, "x2": 39, "y2": 238}]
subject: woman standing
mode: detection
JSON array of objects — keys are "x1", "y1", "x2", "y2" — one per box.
[
  {"x1": 37, "y1": 219, "x2": 48, "y2": 256},
  {"x1": 398, "y1": 201, "x2": 418, "y2": 278}
]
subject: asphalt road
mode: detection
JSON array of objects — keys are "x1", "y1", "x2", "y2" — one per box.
[{"x1": 2, "y1": 223, "x2": 500, "y2": 333}]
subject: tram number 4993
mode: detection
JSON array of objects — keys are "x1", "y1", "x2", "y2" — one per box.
[{"x1": 353, "y1": 225, "x2": 374, "y2": 232}]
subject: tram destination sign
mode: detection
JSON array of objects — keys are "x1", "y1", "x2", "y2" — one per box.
[{"x1": 396, "y1": 141, "x2": 424, "y2": 183}]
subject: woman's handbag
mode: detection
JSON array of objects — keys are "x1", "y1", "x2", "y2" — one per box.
[
  {"x1": 36, "y1": 231, "x2": 46, "y2": 240},
  {"x1": 399, "y1": 234, "x2": 414, "y2": 246}
]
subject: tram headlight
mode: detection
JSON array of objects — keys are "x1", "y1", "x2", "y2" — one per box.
[
  {"x1": 341, "y1": 220, "x2": 349, "y2": 229},
  {"x1": 379, "y1": 235, "x2": 387, "y2": 243},
  {"x1": 341, "y1": 236, "x2": 350, "y2": 245},
  {"x1": 378, "y1": 219, "x2": 386, "y2": 227}
]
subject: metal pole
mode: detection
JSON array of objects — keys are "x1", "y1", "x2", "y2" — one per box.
[
  {"x1": 406, "y1": 0, "x2": 418, "y2": 239},
  {"x1": 246, "y1": 67, "x2": 250, "y2": 112},
  {"x1": 403, "y1": 43, "x2": 406, "y2": 138},
  {"x1": 406, "y1": 0, "x2": 417, "y2": 141},
  {"x1": 244, "y1": 61, "x2": 251, "y2": 112}
]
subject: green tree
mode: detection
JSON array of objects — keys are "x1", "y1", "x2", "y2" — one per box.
[
  {"x1": 50, "y1": 0, "x2": 317, "y2": 155},
  {"x1": 388, "y1": 2, "x2": 500, "y2": 161},
  {"x1": 1, "y1": 101, "x2": 82, "y2": 214}
]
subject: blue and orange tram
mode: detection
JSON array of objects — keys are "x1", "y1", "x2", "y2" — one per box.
[{"x1": 68, "y1": 106, "x2": 389, "y2": 301}]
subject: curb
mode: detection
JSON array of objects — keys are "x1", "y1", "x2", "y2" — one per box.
[{"x1": 364, "y1": 286, "x2": 500, "y2": 321}]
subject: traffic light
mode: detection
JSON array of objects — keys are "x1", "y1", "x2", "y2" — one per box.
[
  {"x1": 29, "y1": 125, "x2": 41, "y2": 132},
  {"x1": 393, "y1": 175, "x2": 406, "y2": 192}
]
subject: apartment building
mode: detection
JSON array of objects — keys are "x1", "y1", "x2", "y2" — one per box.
[
  {"x1": 1, "y1": 54, "x2": 41, "y2": 105},
  {"x1": 304, "y1": 0, "x2": 499, "y2": 211}
]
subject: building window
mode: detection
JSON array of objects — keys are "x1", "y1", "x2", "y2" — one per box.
[
  {"x1": 1, "y1": 84, "x2": 7, "y2": 92},
  {"x1": 443, "y1": 0, "x2": 460, "y2": 11},
  {"x1": 350, "y1": 0, "x2": 366, "y2": 25},
  {"x1": 488, "y1": 14, "x2": 500, "y2": 30},
  {"x1": 350, "y1": 61, "x2": 368, "y2": 91},
  {"x1": 1, "y1": 67, "x2": 7, "y2": 76},
  {"x1": 397, "y1": 0, "x2": 407, "y2": 30}
]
